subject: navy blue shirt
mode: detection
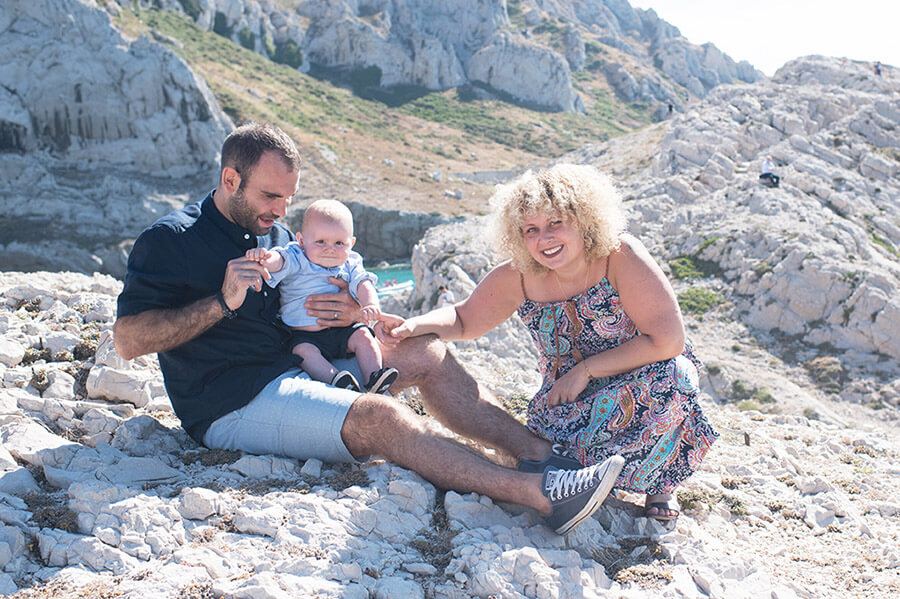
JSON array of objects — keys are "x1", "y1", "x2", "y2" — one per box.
[{"x1": 117, "y1": 192, "x2": 298, "y2": 443}]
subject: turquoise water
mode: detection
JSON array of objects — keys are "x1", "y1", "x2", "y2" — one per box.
[{"x1": 370, "y1": 264, "x2": 414, "y2": 289}]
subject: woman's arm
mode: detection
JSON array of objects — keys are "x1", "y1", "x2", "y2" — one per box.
[
  {"x1": 548, "y1": 234, "x2": 686, "y2": 405},
  {"x1": 388, "y1": 262, "x2": 524, "y2": 342}
]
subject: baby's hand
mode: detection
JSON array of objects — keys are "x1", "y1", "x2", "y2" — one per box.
[
  {"x1": 360, "y1": 304, "x2": 382, "y2": 323},
  {"x1": 245, "y1": 248, "x2": 272, "y2": 262}
]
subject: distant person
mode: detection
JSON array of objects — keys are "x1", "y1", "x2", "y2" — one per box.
[
  {"x1": 436, "y1": 285, "x2": 455, "y2": 308},
  {"x1": 384, "y1": 164, "x2": 718, "y2": 523},
  {"x1": 874, "y1": 61, "x2": 882, "y2": 77},
  {"x1": 246, "y1": 199, "x2": 398, "y2": 394},
  {"x1": 667, "y1": 102, "x2": 673, "y2": 117},
  {"x1": 759, "y1": 156, "x2": 780, "y2": 188}
]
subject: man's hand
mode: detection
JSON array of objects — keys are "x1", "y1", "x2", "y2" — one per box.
[
  {"x1": 305, "y1": 277, "x2": 362, "y2": 326},
  {"x1": 222, "y1": 256, "x2": 272, "y2": 310}
]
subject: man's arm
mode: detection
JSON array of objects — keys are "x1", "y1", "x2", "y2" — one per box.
[
  {"x1": 114, "y1": 297, "x2": 223, "y2": 360},
  {"x1": 114, "y1": 255, "x2": 271, "y2": 360}
]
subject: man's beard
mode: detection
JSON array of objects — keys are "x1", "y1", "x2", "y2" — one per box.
[{"x1": 229, "y1": 187, "x2": 275, "y2": 236}]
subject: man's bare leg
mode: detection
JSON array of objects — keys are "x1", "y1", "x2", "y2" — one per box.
[
  {"x1": 382, "y1": 334, "x2": 551, "y2": 464},
  {"x1": 341, "y1": 393, "x2": 552, "y2": 514}
]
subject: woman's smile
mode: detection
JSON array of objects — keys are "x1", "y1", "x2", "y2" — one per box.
[{"x1": 542, "y1": 244, "x2": 563, "y2": 258}]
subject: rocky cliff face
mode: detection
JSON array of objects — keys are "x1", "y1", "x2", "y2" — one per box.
[
  {"x1": 0, "y1": 0, "x2": 233, "y2": 276},
  {"x1": 130, "y1": 0, "x2": 761, "y2": 115}
]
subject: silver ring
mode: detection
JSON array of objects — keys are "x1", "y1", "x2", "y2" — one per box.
[{"x1": 333, "y1": 311, "x2": 338, "y2": 319}]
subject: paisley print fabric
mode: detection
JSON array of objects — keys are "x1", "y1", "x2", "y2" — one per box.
[{"x1": 518, "y1": 278, "x2": 718, "y2": 494}]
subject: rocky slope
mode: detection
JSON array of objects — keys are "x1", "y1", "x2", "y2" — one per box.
[
  {"x1": 0, "y1": 260, "x2": 897, "y2": 598},
  {"x1": 125, "y1": 0, "x2": 761, "y2": 115}
]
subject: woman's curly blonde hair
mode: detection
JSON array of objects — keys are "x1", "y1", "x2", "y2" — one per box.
[{"x1": 489, "y1": 164, "x2": 626, "y2": 274}]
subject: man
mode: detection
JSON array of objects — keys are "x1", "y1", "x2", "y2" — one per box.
[{"x1": 114, "y1": 122, "x2": 623, "y2": 535}]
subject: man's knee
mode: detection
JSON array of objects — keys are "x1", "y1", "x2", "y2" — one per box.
[
  {"x1": 384, "y1": 334, "x2": 446, "y2": 374},
  {"x1": 341, "y1": 393, "x2": 421, "y2": 456}
]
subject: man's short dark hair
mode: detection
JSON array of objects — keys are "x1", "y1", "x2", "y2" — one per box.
[{"x1": 221, "y1": 122, "x2": 301, "y2": 189}]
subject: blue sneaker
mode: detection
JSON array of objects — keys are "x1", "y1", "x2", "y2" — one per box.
[
  {"x1": 518, "y1": 444, "x2": 583, "y2": 473},
  {"x1": 542, "y1": 455, "x2": 625, "y2": 535}
]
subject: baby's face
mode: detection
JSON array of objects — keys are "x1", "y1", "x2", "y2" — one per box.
[{"x1": 301, "y1": 216, "x2": 354, "y2": 268}]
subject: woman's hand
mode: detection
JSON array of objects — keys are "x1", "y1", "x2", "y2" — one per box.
[
  {"x1": 547, "y1": 363, "x2": 591, "y2": 407},
  {"x1": 375, "y1": 313, "x2": 408, "y2": 346}
]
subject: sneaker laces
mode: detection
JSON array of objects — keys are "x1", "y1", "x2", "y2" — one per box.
[{"x1": 544, "y1": 467, "x2": 597, "y2": 501}]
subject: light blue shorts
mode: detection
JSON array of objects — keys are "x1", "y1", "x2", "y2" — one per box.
[{"x1": 202, "y1": 359, "x2": 362, "y2": 463}]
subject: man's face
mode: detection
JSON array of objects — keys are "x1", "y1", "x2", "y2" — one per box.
[{"x1": 227, "y1": 151, "x2": 299, "y2": 236}]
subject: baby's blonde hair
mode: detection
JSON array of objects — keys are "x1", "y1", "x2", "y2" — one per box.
[
  {"x1": 302, "y1": 199, "x2": 354, "y2": 235},
  {"x1": 489, "y1": 164, "x2": 626, "y2": 273}
]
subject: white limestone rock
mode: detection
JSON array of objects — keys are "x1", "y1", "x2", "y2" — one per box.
[
  {"x1": 0, "y1": 340, "x2": 25, "y2": 368},
  {"x1": 177, "y1": 488, "x2": 221, "y2": 521},
  {"x1": 467, "y1": 32, "x2": 584, "y2": 113},
  {"x1": 229, "y1": 455, "x2": 298, "y2": 479},
  {"x1": 233, "y1": 500, "x2": 286, "y2": 538},
  {"x1": 0, "y1": 468, "x2": 39, "y2": 496}
]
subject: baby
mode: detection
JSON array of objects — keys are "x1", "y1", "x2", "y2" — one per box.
[{"x1": 246, "y1": 199, "x2": 398, "y2": 394}]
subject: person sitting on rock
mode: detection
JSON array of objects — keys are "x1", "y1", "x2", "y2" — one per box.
[
  {"x1": 114, "y1": 122, "x2": 623, "y2": 536},
  {"x1": 759, "y1": 157, "x2": 780, "y2": 188},
  {"x1": 382, "y1": 164, "x2": 719, "y2": 523},
  {"x1": 245, "y1": 199, "x2": 398, "y2": 395}
]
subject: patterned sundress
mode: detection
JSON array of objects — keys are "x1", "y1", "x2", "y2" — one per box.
[{"x1": 518, "y1": 277, "x2": 718, "y2": 495}]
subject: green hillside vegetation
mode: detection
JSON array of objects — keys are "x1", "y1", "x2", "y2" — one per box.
[{"x1": 123, "y1": 10, "x2": 649, "y2": 153}]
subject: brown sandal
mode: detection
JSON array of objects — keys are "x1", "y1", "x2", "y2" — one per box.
[{"x1": 645, "y1": 498, "x2": 679, "y2": 522}]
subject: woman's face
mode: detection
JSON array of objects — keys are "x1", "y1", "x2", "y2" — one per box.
[{"x1": 520, "y1": 211, "x2": 585, "y2": 271}]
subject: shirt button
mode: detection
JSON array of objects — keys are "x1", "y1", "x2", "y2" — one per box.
[
  {"x1": 243, "y1": 234, "x2": 250, "y2": 240},
  {"x1": 263, "y1": 291, "x2": 268, "y2": 297}
]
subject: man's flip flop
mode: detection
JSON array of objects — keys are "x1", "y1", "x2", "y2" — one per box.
[{"x1": 645, "y1": 499, "x2": 679, "y2": 522}]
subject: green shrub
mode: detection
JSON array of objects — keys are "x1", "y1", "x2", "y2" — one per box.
[
  {"x1": 753, "y1": 387, "x2": 776, "y2": 404},
  {"x1": 677, "y1": 287, "x2": 722, "y2": 315},
  {"x1": 805, "y1": 356, "x2": 843, "y2": 393},
  {"x1": 273, "y1": 40, "x2": 303, "y2": 69},
  {"x1": 731, "y1": 380, "x2": 754, "y2": 400},
  {"x1": 669, "y1": 255, "x2": 720, "y2": 280},
  {"x1": 237, "y1": 27, "x2": 255, "y2": 50}
]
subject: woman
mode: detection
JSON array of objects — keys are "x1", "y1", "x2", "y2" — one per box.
[{"x1": 385, "y1": 164, "x2": 718, "y2": 521}]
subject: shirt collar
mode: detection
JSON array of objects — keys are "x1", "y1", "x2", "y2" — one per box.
[{"x1": 202, "y1": 190, "x2": 260, "y2": 250}]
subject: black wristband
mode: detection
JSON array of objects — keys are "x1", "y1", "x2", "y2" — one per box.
[{"x1": 216, "y1": 291, "x2": 237, "y2": 320}]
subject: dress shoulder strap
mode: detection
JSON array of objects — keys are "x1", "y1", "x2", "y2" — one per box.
[
  {"x1": 600, "y1": 254, "x2": 610, "y2": 280},
  {"x1": 519, "y1": 271, "x2": 530, "y2": 301}
]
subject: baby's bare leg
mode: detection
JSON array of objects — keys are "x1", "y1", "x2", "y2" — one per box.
[
  {"x1": 292, "y1": 342, "x2": 337, "y2": 383},
  {"x1": 346, "y1": 327, "x2": 381, "y2": 381}
]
